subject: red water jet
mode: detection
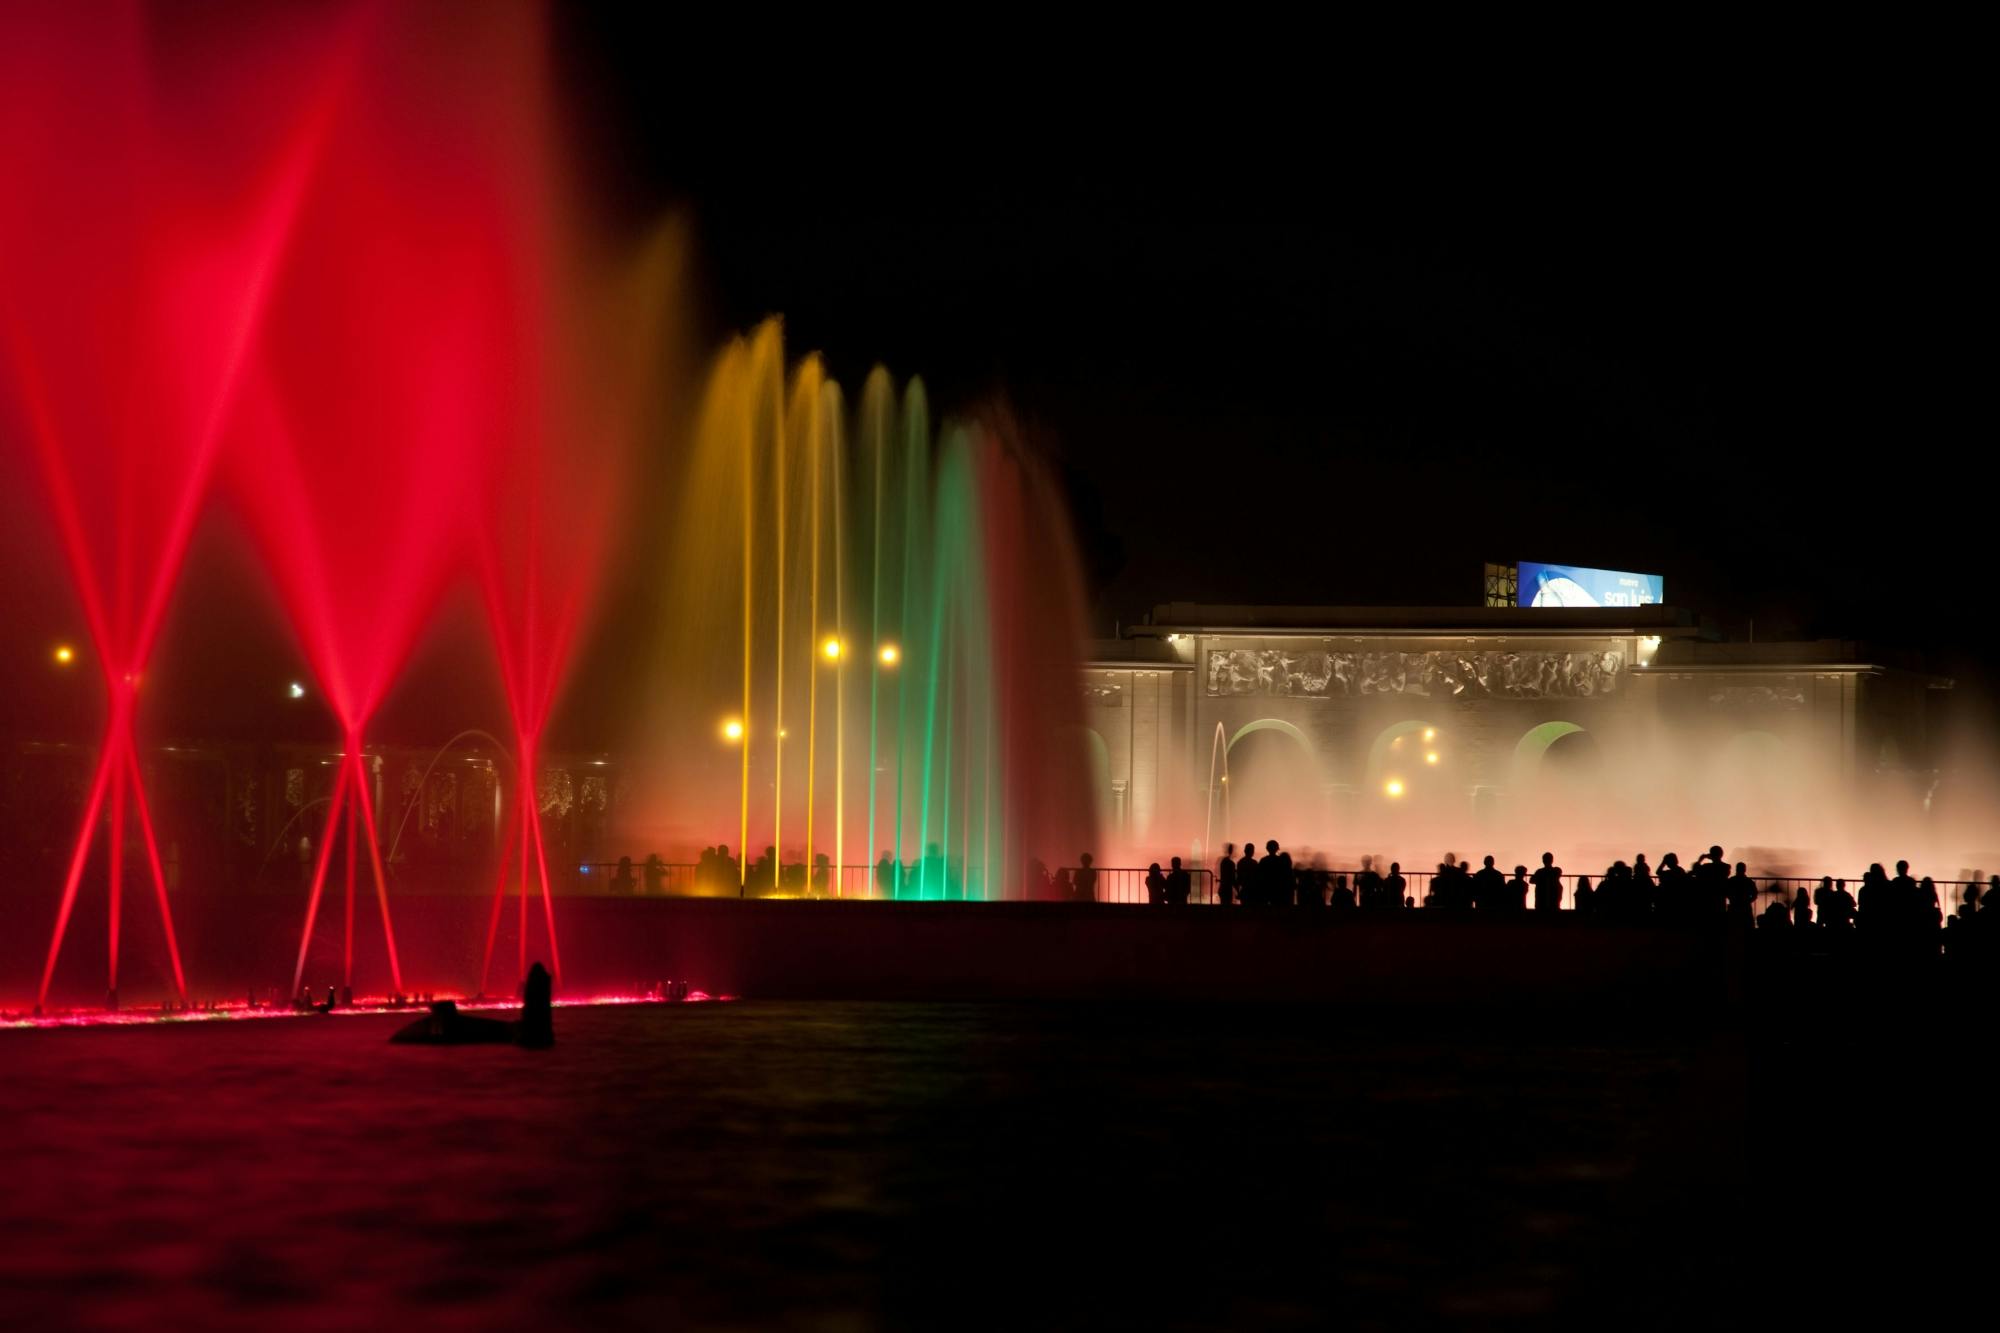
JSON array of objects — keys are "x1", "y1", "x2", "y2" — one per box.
[
  {"x1": 226, "y1": 3, "x2": 554, "y2": 999},
  {"x1": 0, "y1": 2, "x2": 357, "y2": 1008}
]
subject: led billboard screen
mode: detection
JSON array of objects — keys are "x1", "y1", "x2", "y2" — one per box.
[{"x1": 1517, "y1": 562, "x2": 1664, "y2": 609}]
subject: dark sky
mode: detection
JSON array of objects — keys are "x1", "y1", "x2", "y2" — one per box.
[
  {"x1": 0, "y1": 22, "x2": 1983, "y2": 748},
  {"x1": 554, "y1": 15, "x2": 1981, "y2": 667}
]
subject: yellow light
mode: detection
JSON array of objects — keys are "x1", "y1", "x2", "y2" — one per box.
[
  {"x1": 1385, "y1": 778, "x2": 1405, "y2": 798},
  {"x1": 778, "y1": 729, "x2": 788, "y2": 739},
  {"x1": 879, "y1": 644, "x2": 900, "y2": 666},
  {"x1": 721, "y1": 719, "x2": 744, "y2": 742},
  {"x1": 1425, "y1": 752, "x2": 1439, "y2": 765},
  {"x1": 1422, "y1": 727, "x2": 1435, "y2": 741},
  {"x1": 53, "y1": 645, "x2": 74, "y2": 665},
  {"x1": 822, "y1": 637, "x2": 844, "y2": 661}
]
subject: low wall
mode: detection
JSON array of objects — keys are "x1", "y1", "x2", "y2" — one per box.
[{"x1": 0, "y1": 890, "x2": 1740, "y2": 1011}]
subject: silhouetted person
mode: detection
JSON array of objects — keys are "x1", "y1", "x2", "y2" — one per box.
[
  {"x1": 1385, "y1": 861, "x2": 1407, "y2": 908},
  {"x1": 1692, "y1": 846, "x2": 1729, "y2": 915},
  {"x1": 812, "y1": 853, "x2": 831, "y2": 895},
  {"x1": 1052, "y1": 867, "x2": 1073, "y2": 900},
  {"x1": 1812, "y1": 875, "x2": 1835, "y2": 928},
  {"x1": 1532, "y1": 852, "x2": 1563, "y2": 912},
  {"x1": 519, "y1": 961, "x2": 553, "y2": 1048},
  {"x1": 1166, "y1": 856, "x2": 1192, "y2": 906},
  {"x1": 1217, "y1": 843, "x2": 1238, "y2": 906},
  {"x1": 875, "y1": 850, "x2": 895, "y2": 895},
  {"x1": 1759, "y1": 899, "x2": 1792, "y2": 930},
  {"x1": 1721, "y1": 862, "x2": 1754, "y2": 921},
  {"x1": 1655, "y1": 852, "x2": 1692, "y2": 921},
  {"x1": 1262, "y1": 840, "x2": 1291, "y2": 907},
  {"x1": 644, "y1": 853, "x2": 667, "y2": 895},
  {"x1": 1144, "y1": 862, "x2": 1166, "y2": 906},
  {"x1": 1858, "y1": 863, "x2": 1889, "y2": 929},
  {"x1": 1356, "y1": 855, "x2": 1383, "y2": 909},
  {"x1": 1918, "y1": 875, "x2": 1941, "y2": 928},
  {"x1": 1632, "y1": 854, "x2": 1655, "y2": 916},
  {"x1": 611, "y1": 856, "x2": 637, "y2": 895},
  {"x1": 1792, "y1": 885, "x2": 1812, "y2": 928},
  {"x1": 1574, "y1": 875, "x2": 1595, "y2": 916},
  {"x1": 1471, "y1": 855, "x2": 1505, "y2": 911},
  {"x1": 1074, "y1": 853, "x2": 1098, "y2": 903},
  {"x1": 1507, "y1": 866, "x2": 1530, "y2": 912},
  {"x1": 1600, "y1": 861, "x2": 1633, "y2": 920},
  {"x1": 716, "y1": 843, "x2": 738, "y2": 889},
  {"x1": 1889, "y1": 860, "x2": 1919, "y2": 929},
  {"x1": 1237, "y1": 842, "x2": 1260, "y2": 906}
]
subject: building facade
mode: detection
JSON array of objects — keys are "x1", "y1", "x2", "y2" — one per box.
[{"x1": 1082, "y1": 603, "x2": 1947, "y2": 860}]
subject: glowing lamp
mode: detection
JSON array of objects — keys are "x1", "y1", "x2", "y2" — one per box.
[
  {"x1": 721, "y1": 719, "x2": 744, "y2": 742},
  {"x1": 879, "y1": 644, "x2": 900, "y2": 666},
  {"x1": 1385, "y1": 778, "x2": 1405, "y2": 798},
  {"x1": 53, "y1": 645, "x2": 74, "y2": 666},
  {"x1": 1425, "y1": 752, "x2": 1439, "y2": 765},
  {"x1": 822, "y1": 637, "x2": 844, "y2": 661},
  {"x1": 1422, "y1": 727, "x2": 1436, "y2": 741},
  {"x1": 288, "y1": 681, "x2": 306, "y2": 699}
]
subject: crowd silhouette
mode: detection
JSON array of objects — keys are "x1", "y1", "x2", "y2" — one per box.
[{"x1": 1060, "y1": 838, "x2": 2000, "y2": 950}]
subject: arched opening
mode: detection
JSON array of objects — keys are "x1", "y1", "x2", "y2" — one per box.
[
  {"x1": 1365, "y1": 719, "x2": 1452, "y2": 798},
  {"x1": 1224, "y1": 719, "x2": 1319, "y2": 849},
  {"x1": 1511, "y1": 721, "x2": 1598, "y2": 785},
  {"x1": 1080, "y1": 727, "x2": 1112, "y2": 827}
]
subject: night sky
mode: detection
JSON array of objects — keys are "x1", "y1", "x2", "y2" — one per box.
[
  {"x1": 0, "y1": 19, "x2": 1983, "y2": 746},
  {"x1": 555, "y1": 17, "x2": 1979, "y2": 663}
]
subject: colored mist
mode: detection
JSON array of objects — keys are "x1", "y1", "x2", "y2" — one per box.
[
  {"x1": 1210, "y1": 705, "x2": 2000, "y2": 898},
  {"x1": 643, "y1": 322, "x2": 1099, "y2": 898},
  {"x1": 1, "y1": 2, "x2": 665, "y2": 1007}
]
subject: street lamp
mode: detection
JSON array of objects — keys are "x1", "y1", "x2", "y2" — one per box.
[
  {"x1": 721, "y1": 718, "x2": 744, "y2": 743},
  {"x1": 821, "y1": 637, "x2": 844, "y2": 662},
  {"x1": 878, "y1": 644, "x2": 899, "y2": 666}
]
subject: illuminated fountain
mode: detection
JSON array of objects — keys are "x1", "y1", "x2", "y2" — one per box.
[
  {"x1": 0, "y1": 3, "x2": 360, "y2": 1010},
  {"x1": 654, "y1": 323, "x2": 1099, "y2": 898}
]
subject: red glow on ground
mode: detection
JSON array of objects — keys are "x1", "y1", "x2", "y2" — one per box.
[{"x1": 0, "y1": 990, "x2": 731, "y2": 1034}]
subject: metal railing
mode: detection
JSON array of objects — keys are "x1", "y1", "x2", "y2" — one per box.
[
  {"x1": 567, "y1": 859, "x2": 1990, "y2": 920},
  {"x1": 1057, "y1": 866, "x2": 1218, "y2": 904}
]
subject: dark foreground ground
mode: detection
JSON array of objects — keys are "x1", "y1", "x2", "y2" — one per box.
[{"x1": 0, "y1": 997, "x2": 1983, "y2": 1330}]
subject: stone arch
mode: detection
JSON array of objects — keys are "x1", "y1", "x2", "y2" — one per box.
[
  {"x1": 1365, "y1": 719, "x2": 1436, "y2": 784},
  {"x1": 1511, "y1": 720, "x2": 1587, "y2": 784},
  {"x1": 1226, "y1": 718, "x2": 1314, "y2": 758},
  {"x1": 1080, "y1": 727, "x2": 1112, "y2": 814}
]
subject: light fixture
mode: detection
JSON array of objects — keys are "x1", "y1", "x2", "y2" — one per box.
[
  {"x1": 721, "y1": 718, "x2": 744, "y2": 742},
  {"x1": 1385, "y1": 779, "x2": 1405, "y2": 798},
  {"x1": 822, "y1": 637, "x2": 844, "y2": 661},
  {"x1": 879, "y1": 644, "x2": 900, "y2": 666},
  {"x1": 288, "y1": 681, "x2": 306, "y2": 699}
]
